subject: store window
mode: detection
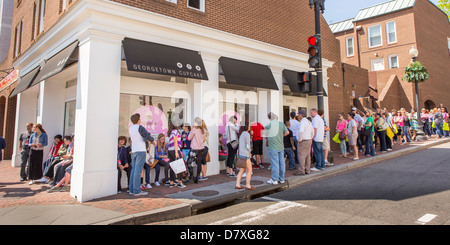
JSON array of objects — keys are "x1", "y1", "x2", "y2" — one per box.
[
  {"x1": 119, "y1": 94, "x2": 188, "y2": 138},
  {"x1": 64, "y1": 100, "x2": 76, "y2": 136}
]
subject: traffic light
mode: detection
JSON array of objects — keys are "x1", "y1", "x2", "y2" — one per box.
[
  {"x1": 298, "y1": 72, "x2": 312, "y2": 93},
  {"x1": 307, "y1": 35, "x2": 320, "y2": 69}
]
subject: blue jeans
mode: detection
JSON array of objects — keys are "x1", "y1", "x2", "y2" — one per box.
[
  {"x1": 402, "y1": 126, "x2": 411, "y2": 142},
  {"x1": 269, "y1": 150, "x2": 285, "y2": 182},
  {"x1": 293, "y1": 136, "x2": 300, "y2": 165},
  {"x1": 365, "y1": 131, "x2": 375, "y2": 156},
  {"x1": 435, "y1": 123, "x2": 444, "y2": 138},
  {"x1": 284, "y1": 148, "x2": 295, "y2": 170},
  {"x1": 312, "y1": 141, "x2": 325, "y2": 169},
  {"x1": 129, "y1": 152, "x2": 146, "y2": 194},
  {"x1": 143, "y1": 162, "x2": 161, "y2": 184}
]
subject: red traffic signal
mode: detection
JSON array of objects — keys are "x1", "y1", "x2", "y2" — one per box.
[
  {"x1": 307, "y1": 35, "x2": 320, "y2": 69},
  {"x1": 308, "y1": 36, "x2": 318, "y2": 46}
]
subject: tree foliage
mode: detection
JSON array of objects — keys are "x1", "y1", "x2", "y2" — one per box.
[
  {"x1": 438, "y1": 0, "x2": 450, "y2": 20},
  {"x1": 402, "y1": 61, "x2": 429, "y2": 83}
]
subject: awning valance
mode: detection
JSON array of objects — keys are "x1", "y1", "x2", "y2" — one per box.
[
  {"x1": 219, "y1": 57, "x2": 278, "y2": 90},
  {"x1": 123, "y1": 38, "x2": 208, "y2": 80},
  {"x1": 31, "y1": 41, "x2": 79, "y2": 87},
  {"x1": 10, "y1": 67, "x2": 41, "y2": 98}
]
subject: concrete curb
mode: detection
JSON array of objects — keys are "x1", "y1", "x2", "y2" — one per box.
[{"x1": 101, "y1": 138, "x2": 450, "y2": 225}]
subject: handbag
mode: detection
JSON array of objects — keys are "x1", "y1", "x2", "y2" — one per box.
[
  {"x1": 169, "y1": 158, "x2": 187, "y2": 174},
  {"x1": 236, "y1": 157, "x2": 247, "y2": 168},
  {"x1": 227, "y1": 124, "x2": 238, "y2": 149},
  {"x1": 332, "y1": 133, "x2": 341, "y2": 144},
  {"x1": 363, "y1": 126, "x2": 373, "y2": 136},
  {"x1": 338, "y1": 131, "x2": 346, "y2": 140}
]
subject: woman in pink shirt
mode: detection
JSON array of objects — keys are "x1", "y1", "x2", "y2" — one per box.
[
  {"x1": 394, "y1": 111, "x2": 404, "y2": 140},
  {"x1": 336, "y1": 113, "x2": 348, "y2": 157},
  {"x1": 187, "y1": 117, "x2": 206, "y2": 183}
]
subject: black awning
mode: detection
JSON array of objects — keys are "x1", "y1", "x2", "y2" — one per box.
[
  {"x1": 123, "y1": 38, "x2": 208, "y2": 80},
  {"x1": 219, "y1": 57, "x2": 278, "y2": 90},
  {"x1": 283, "y1": 69, "x2": 303, "y2": 93},
  {"x1": 9, "y1": 67, "x2": 41, "y2": 98},
  {"x1": 31, "y1": 41, "x2": 79, "y2": 87}
]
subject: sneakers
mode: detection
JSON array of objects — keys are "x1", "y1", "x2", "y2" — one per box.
[
  {"x1": 133, "y1": 191, "x2": 148, "y2": 196},
  {"x1": 267, "y1": 179, "x2": 278, "y2": 185},
  {"x1": 177, "y1": 182, "x2": 186, "y2": 188},
  {"x1": 154, "y1": 181, "x2": 160, "y2": 187},
  {"x1": 47, "y1": 186, "x2": 61, "y2": 193},
  {"x1": 146, "y1": 183, "x2": 152, "y2": 189},
  {"x1": 59, "y1": 185, "x2": 70, "y2": 192},
  {"x1": 310, "y1": 167, "x2": 321, "y2": 172},
  {"x1": 199, "y1": 176, "x2": 208, "y2": 181},
  {"x1": 37, "y1": 177, "x2": 49, "y2": 184}
]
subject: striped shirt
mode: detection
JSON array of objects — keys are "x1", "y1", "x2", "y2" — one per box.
[{"x1": 168, "y1": 130, "x2": 181, "y2": 151}]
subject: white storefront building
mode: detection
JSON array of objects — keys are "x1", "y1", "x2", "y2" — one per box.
[{"x1": 10, "y1": 0, "x2": 332, "y2": 202}]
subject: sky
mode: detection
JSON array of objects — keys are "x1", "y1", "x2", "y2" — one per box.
[{"x1": 323, "y1": 0, "x2": 441, "y2": 24}]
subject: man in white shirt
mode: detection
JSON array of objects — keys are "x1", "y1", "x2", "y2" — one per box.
[
  {"x1": 294, "y1": 110, "x2": 314, "y2": 175},
  {"x1": 289, "y1": 112, "x2": 301, "y2": 166},
  {"x1": 311, "y1": 108, "x2": 325, "y2": 171},
  {"x1": 352, "y1": 107, "x2": 364, "y2": 152}
]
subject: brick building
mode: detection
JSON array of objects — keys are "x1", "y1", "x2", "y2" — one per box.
[
  {"x1": 0, "y1": 0, "x2": 350, "y2": 201},
  {"x1": 331, "y1": 0, "x2": 450, "y2": 112}
]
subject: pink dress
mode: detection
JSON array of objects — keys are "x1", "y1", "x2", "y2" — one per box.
[{"x1": 337, "y1": 120, "x2": 347, "y2": 135}]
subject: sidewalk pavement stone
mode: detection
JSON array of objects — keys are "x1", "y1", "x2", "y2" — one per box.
[{"x1": 0, "y1": 137, "x2": 448, "y2": 225}]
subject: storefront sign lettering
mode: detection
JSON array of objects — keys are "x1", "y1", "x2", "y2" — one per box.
[
  {"x1": 130, "y1": 63, "x2": 205, "y2": 79},
  {"x1": 0, "y1": 69, "x2": 19, "y2": 91}
]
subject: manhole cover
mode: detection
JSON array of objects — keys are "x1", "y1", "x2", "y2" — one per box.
[
  {"x1": 240, "y1": 180, "x2": 264, "y2": 186},
  {"x1": 192, "y1": 190, "x2": 220, "y2": 197}
]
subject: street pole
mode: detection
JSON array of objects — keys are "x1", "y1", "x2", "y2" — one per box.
[
  {"x1": 414, "y1": 76, "x2": 427, "y2": 141},
  {"x1": 314, "y1": 1, "x2": 324, "y2": 111},
  {"x1": 412, "y1": 56, "x2": 427, "y2": 141}
]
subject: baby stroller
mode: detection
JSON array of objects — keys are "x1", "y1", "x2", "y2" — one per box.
[{"x1": 185, "y1": 150, "x2": 201, "y2": 183}]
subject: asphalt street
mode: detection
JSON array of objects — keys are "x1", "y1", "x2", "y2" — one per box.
[{"x1": 154, "y1": 141, "x2": 450, "y2": 225}]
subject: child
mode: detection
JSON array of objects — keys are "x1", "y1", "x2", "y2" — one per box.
[
  {"x1": 181, "y1": 123, "x2": 191, "y2": 162},
  {"x1": 117, "y1": 136, "x2": 130, "y2": 193},
  {"x1": 141, "y1": 138, "x2": 160, "y2": 189},
  {"x1": 154, "y1": 133, "x2": 169, "y2": 185}
]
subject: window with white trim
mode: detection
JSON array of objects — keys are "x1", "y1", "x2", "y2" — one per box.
[
  {"x1": 388, "y1": 55, "x2": 399, "y2": 69},
  {"x1": 188, "y1": 0, "x2": 205, "y2": 12},
  {"x1": 448, "y1": 38, "x2": 450, "y2": 56},
  {"x1": 386, "y1": 21, "x2": 397, "y2": 44},
  {"x1": 32, "y1": 0, "x2": 45, "y2": 40},
  {"x1": 368, "y1": 24, "x2": 382, "y2": 48},
  {"x1": 39, "y1": 0, "x2": 46, "y2": 33},
  {"x1": 346, "y1": 36, "x2": 354, "y2": 57},
  {"x1": 371, "y1": 58, "x2": 384, "y2": 71},
  {"x1": 13, "y1": 19, "x2": 23, "y2": 58}
]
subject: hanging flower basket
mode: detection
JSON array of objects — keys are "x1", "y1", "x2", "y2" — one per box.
[{"x1": 402, "y1": 61, "x2": 429, "y2": 83}]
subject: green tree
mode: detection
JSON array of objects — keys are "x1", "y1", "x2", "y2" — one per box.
[{"x1": 438, "y1": 0, "x2": 450, "y2": 20}]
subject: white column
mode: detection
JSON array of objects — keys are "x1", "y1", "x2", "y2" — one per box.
[
  {"x1": 270, "y1": 66, "x2": 284, "y2": 120},
  {"x1": 11, "y1": 86, "x2": 39, "y2": 167},
  {"x1": 70, "y1": 30, "x2": 123, "y2": 202},
  {"x1": 193, "y1": 52, "x2": 220, "y2": 176},
  {"x1": 38, "y1": 78, "x2": 66, "y2": 159}
]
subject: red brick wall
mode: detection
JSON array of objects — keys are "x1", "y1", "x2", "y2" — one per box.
[{"x1": 413, "y1": 0, "x2": 450, "y2": 110}]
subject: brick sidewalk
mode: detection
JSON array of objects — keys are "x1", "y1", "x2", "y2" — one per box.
[{"x1": 0, "y1": 137, "x2": 441, "y2": 217}]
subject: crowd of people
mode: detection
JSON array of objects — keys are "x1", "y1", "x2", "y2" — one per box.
[
  {"x1": 14, "y1": 103, "x2": 448, "y2": 196},
  {"x1": 16, "y1": 122, "x2": 74, "y2": 192},
  {"x1": 331, "y1": 105, "x2": 449, "y2": 161}
]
